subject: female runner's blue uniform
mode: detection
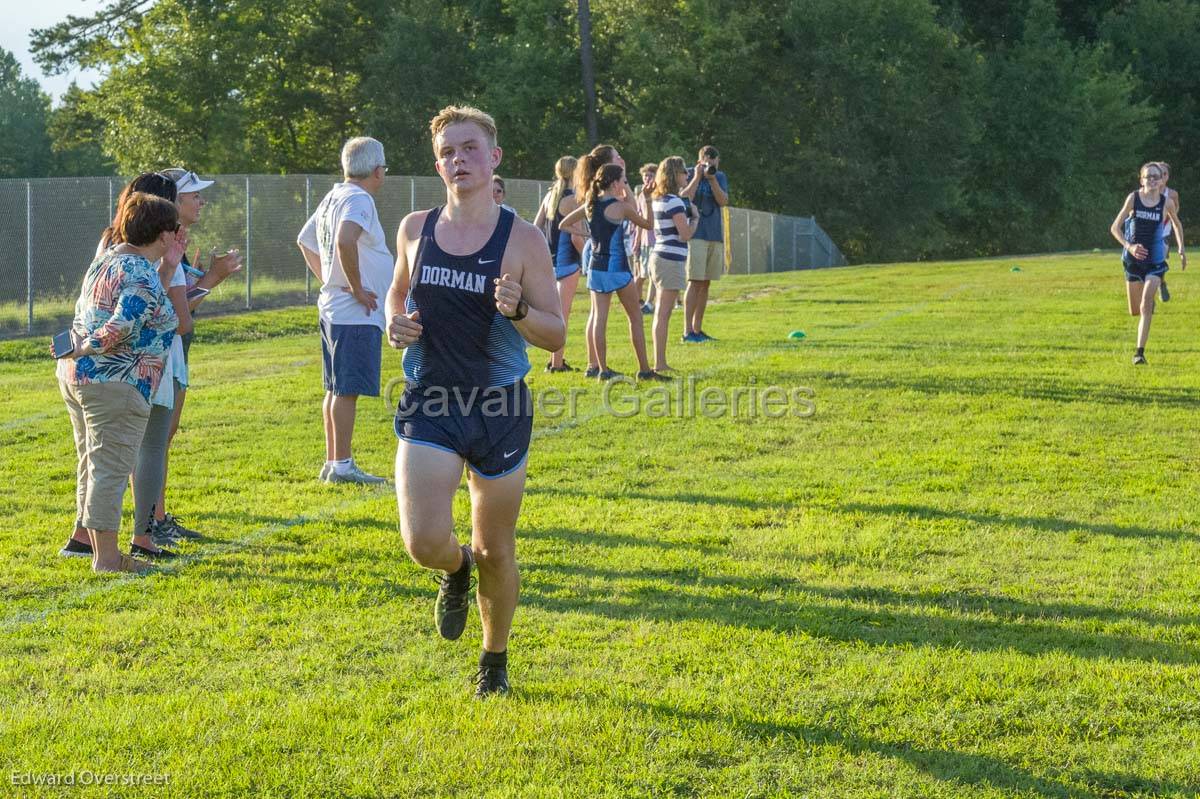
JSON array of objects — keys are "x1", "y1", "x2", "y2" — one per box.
[
  {"x1": 551, "y1": 188, "x2": 581, "y2": 280},
  {"x1": 396, "y1": 206, "x2": 532, "y2": 479},
  {"x1": 585, "y1": 197, "x2": 633, "y2": 294},
  {"x1": 1123, "y1": 192, "x2": 1169, "y2": 282}
]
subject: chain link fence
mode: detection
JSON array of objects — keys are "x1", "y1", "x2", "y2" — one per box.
[{"x1": 0, "y1": 175, "x2": 845, "y2": 339}]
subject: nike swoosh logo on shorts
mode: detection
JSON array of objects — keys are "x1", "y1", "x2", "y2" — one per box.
[{"x1": 504, "y1": 449, "x2": 519, "y2": 458}]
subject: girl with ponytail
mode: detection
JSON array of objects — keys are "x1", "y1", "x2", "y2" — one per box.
[
  {"x1": 560, "y1": 163, "x2": 667, "y2": 382},
  {"x1": 563, "y1": 145, "x2": 620, "y2": 374}
]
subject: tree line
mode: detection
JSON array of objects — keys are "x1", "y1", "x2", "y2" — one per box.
[{"x1": 6, "y1": 0, "x2": 1196, "y2": 262}]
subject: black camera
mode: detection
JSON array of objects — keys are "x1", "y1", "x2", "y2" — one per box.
[{"x1": 701, "y1": 163, "x2": 715, "y2": 176}]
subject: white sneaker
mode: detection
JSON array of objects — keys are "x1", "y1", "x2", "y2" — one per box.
[
  {"x1": 318, "y1": 462, "x2": 332, "y2": 483},
  {"x1": 327, "y1": 461, "x2": 389, "y2": 485}
]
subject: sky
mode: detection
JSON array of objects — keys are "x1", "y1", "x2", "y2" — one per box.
[{"x1": 3, "y1": 0, "x2": 108, "y2": 102}]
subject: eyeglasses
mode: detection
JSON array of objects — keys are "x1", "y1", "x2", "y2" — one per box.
[{"x1": 1144, "y1": 173, "x2": 1163, "y2": 181}]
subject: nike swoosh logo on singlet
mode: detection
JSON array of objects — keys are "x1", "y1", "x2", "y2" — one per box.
[{"x1": 479, "y1": 258, "x2": 496, "y2": 264}]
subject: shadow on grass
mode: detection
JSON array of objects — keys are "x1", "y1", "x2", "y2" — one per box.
[
  {"x1": 528, "y1": 484, "x2": 778, "y2": 511},
  {"x1": 840, "y1": 500, "x2": 1197, "y2": 544},
  {"x1": 522, "y1": 562, "x2": 1200, "y2": 665},
  {"x1": 530, "y1": 486, "x2": 1192, "y2": 545},
  {"x1": 809, "y1": 582, "x2": 1200, "y2": 631},
  {"x1": 524, "y1": 525, "x2": 733, "y2": 555},
  {"x1": 622, "y1": 700, "x2": 1196, "y2": 799},
  {"x1": 818, "y1": 371, "x2": 1200, "y2": 410}
]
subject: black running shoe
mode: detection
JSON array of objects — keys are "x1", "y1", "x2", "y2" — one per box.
[
  {"x1": 148, "y1": 518, "x2": 181, "y2": 546},
  {"x1": 597, "y1": 369, "x2": 623, "y2": 381},
  {"x1": 584, "y1": 366, "x2": 600, "y2": 378},
  {"x1": 131, "y1": 542, "x2": 178, "y2": 559},
  {"x1": 1161, "y1": 281, "x2": 1170, "y2": 302},
  {"x1": 435, "y1": 545, "x2": 474, "y2": 641},
  {"x1": 473, "y1": 665, "x2": 511, "y2": 698},
  {"x1": 161, "y1": 513, "x2": 202, "y2": 539},
  {"x1": 636, "y1": 370, "x2": 672, "y2": 382},
  {"x1": 58, "y1": 537, "x2": 93, "y2": 558}
]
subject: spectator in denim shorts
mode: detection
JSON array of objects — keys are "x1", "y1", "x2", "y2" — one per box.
[{"x1": 298, "y1": 137, "x2": 394, "y2": 484}]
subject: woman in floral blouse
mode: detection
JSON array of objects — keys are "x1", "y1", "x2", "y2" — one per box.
[{"x1": 56, "y1": 192, "x2": 181, "y2": 573}]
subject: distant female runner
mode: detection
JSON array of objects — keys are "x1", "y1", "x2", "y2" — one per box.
[{"x1": 1109, "y1": 162, "x2": 1185, "y2": 365}]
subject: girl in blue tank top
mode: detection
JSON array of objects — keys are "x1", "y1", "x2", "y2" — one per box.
[
  {"x1": 560, "y1": 163, "x2": 668, "y2": 382},
  {"x1": 532, "y1": 156, "x2": 583, "y2": 372},
  {"x1": 1109, "y1": 161, "x2": 1185, "y2": 365}
]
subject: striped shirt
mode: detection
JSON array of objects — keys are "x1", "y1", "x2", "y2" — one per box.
[{"x1": 652, "y1": 194, "x2": 688, "y2": 262}]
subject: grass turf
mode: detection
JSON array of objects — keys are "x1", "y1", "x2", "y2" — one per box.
[{"x1": 1, "y1": 252, "x2": 1198, "y2": 797}]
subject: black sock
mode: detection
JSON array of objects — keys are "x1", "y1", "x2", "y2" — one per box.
[
  {"x1": 1136, "y1": 347, "x2": 1145, "y2": 356},
  {"x1": 480, "y1": 649, "x2": 507, "y2": 669}
]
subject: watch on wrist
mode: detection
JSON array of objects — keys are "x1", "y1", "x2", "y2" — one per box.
[{"x1": 505, "y1": 299, "x2": 528, "y2": 322}]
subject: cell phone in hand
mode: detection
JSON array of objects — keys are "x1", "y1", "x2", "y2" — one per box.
[
  {"x1": 186, "y1": 286, "x2": 210, "y2": 301},
  {"x1": 52, "y1": 330, "x2": 74, "y2": 359}
]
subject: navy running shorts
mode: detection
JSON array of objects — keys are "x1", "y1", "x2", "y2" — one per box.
[
  {"x1": 320, "y1": 319, "x2": 382, "y2": 397},
  {"x1": 1123, "y1": 259, "x2": 1168, "y2": 283},
  {"x1": 394, "y1": 380, "x2": 533, "y2": 479}
]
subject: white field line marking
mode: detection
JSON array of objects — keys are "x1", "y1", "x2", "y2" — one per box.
[
  {"x1": 2, "y1": 494, "x2": 374, "y2": 632},
  {"x1": 4, "y1": 281, "x2": 973, "y2": 633},
  {"x1": 1, "y1": 410, "x2": 56, "y2": 432}
]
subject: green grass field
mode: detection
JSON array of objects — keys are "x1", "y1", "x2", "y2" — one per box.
[{"x1": 1, "y1": 252, "x2": 1198, "y2": 798}]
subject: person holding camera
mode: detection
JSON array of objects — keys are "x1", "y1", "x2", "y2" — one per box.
[{"x1": 680, "y1": 145, "x2": 728, "y2": 342}]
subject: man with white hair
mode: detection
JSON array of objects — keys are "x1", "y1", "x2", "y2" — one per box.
[{"x1": 298, "y1": 137, "x2": 393, "y2": 484}]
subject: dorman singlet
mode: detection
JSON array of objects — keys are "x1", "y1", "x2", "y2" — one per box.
[
  {"x1": 1126, "y1": 192, "x2": 1168, "y2": 264},
  {"x1": 403, "y1": 206, "x2": 530, "y2": 389}
]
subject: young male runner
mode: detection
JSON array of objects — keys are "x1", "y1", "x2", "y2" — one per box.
[{"x1": 385, "y1": 106, "x2": 564, "y2": 698}]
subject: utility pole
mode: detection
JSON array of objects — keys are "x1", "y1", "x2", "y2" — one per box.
[{"x1": 577, "y1": 0, "x2": 599, "y2": 146}]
